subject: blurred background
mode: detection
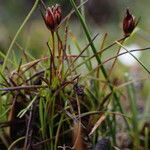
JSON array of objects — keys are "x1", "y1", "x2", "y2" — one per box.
[{"x1": 0, "y1": 0, "x2": 150, "y2": 93}]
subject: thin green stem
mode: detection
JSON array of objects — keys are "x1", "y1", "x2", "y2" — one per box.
[
  {"x1": 80, "y1": 0, "x2": 85, "y2": 21},
  {"x1": 69, "y1": 0, "x2": 125, "y2": 115},
  {"x1": 8, "y1": 137, "x2": 25, "y2": 150},
  {"x1": 125, "y1": 74, "x2": 139, "y2": 149},
  {"x1": 116, "y1": 41, "x2": 150, "y2": 74},
  {"x1": 2, "y1": 0, "x2": 40, "y2": 72}
]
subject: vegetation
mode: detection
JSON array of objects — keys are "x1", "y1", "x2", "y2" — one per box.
[{"x1": 0, "y1": 0, "x2": 150, "y2": 149}]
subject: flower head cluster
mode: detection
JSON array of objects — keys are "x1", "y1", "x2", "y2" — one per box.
[
  {"x1": 123, "y1": 9, "x2": 136, "y2": 36},
  {"x1": 43, "y1": 4, "x2": 62, "y2": 32}
]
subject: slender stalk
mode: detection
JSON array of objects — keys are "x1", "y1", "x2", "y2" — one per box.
[
  {"x1": 116, "y1": 41, "x2": 150, "y2": 74},
  {"x1": 125, "y1": 74, "x2": 139, "y2": 149},
  {"x1": 144, "y1": 127, "x2": 149, "y2": 150},
  {"x1": 80, "y1": 0, "x2": 85, "y2": 19},
  {"x1": 69, "y1": 1, "x2": 132, "y2": 135},
  {"x1": 51, "y1": 31, "x2": 56, "y2": 77},
  {"x1": 102, "y1": 38, "x2": 126, "y2": 91},
  {"x1": 80, "y1": 47, "x2": 150, "y2": 78},
  {"x1": 8, "y1": 137, "x2": 26, "y2": 150},
  {"x1": 70, "y1": 0, "x2": 125, "y2": 113},
  {"x1": 2, "y1": 0, "x2": 40, "y2": 72},
  {"x1": 54, "y1": 114, "x2": 64, "y2": 150},
  {"x1": 0, "y1": 85, "x2": 48, "y2": 91}
]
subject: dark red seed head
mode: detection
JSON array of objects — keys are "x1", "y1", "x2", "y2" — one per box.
[
  {"x1": 43, "y1": 4, "x2": 62, "y2": 32},
  {"x1": 53, "y1": 4, "x2": 62, "y2": 26},
  {"x1": 123, "y1": 9, "x2": 135, "y2": 36},
  {"x1": 44, "y1": 7, "x2": 55, "y2": 31}
]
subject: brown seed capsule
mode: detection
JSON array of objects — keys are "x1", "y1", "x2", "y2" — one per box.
[
  {"x1": 53, "y1": 4, "x2": 62, "y2": 26},
  {"x1": 43, "y1": 4, "x2": 62, "y2": 32},
  {"x1": 123, "y1": 9, "x2": 135, "y2": 36}
]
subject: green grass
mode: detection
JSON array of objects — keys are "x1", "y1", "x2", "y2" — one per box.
[{"x1": 0, "y1": 0, "x2": 150, "y2": 149}]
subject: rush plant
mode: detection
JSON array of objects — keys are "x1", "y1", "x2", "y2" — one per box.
[{"x1": 0, "y1": 0, "x2": 150, "y2": 150}]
